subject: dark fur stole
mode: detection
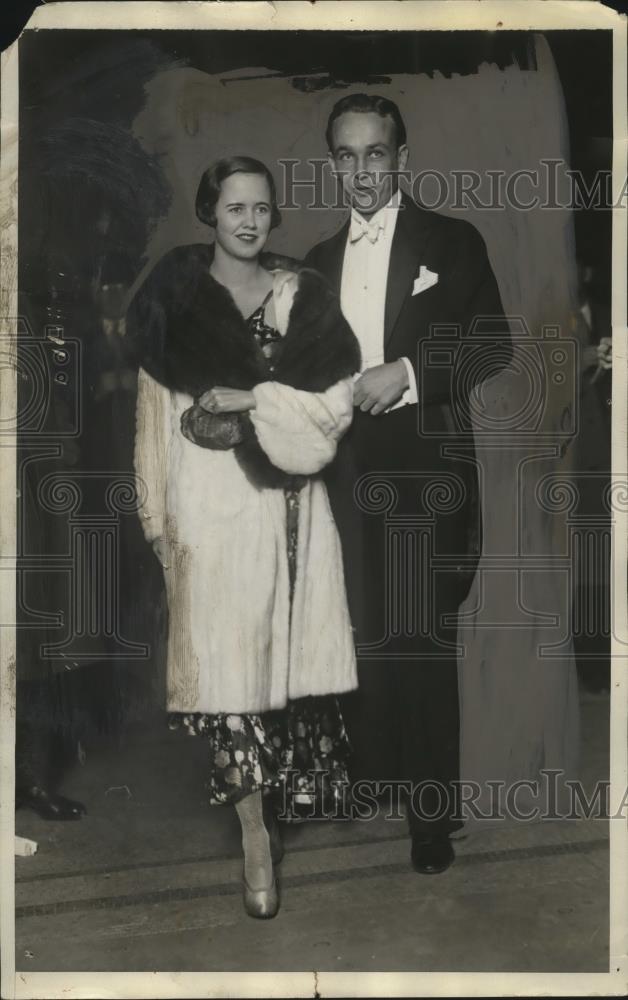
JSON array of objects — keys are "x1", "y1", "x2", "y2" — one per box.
[{"x1": 127, "y1": 244, "x2": 360, "y2": 488}]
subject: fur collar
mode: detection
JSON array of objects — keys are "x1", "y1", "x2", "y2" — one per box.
[
  {"x1": 128, "y1": 243, "x2": 360, "y2": 490},
  {"x1": 129, "y1": 243, "x2": 360, "y2": 397}
]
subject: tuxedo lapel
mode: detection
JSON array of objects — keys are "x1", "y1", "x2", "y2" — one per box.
[{"x1": 384, "y1": 196, "x2": 436, "y2": 347}]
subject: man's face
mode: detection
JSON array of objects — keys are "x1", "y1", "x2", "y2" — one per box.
[{"x1": 328, "y1": 111, "x2": 409, "y2": 217}]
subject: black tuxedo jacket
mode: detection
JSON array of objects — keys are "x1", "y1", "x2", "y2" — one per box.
[
  {"x1": 305, "y1": 194, "x2": 510, "y2": 417},
  {"x1": 305, "y1": 195, "x2": 512, "y2": 630}
]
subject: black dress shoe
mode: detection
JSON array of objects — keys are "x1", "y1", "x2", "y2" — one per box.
[
  {"x1": 411, "y1": 835, "x2": 455, "y2": 874},
  {"x1": 16, "y1": 785, "x2": 86, "y2": 821}
]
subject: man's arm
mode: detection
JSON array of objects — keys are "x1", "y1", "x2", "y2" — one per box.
[{"x1": 305, "y1": 238, "x2": 416, "y2": 416}]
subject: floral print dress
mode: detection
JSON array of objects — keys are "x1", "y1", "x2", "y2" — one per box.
[{"x1": 168, "y1": 292, "x2": 352, "y2": 816}]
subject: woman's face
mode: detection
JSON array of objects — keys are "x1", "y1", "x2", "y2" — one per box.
[{"x1": 213, "y1": 172, "x2": 273, "y2": 260}]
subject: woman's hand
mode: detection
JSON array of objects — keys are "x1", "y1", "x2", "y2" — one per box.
[{"x1": 198, "y1": 387, "x2": 256, "y2": 413}]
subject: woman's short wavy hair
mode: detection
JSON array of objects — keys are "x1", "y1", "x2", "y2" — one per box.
[{"x1": 195, "y1": 156, "x2": 282, "y2": 230}]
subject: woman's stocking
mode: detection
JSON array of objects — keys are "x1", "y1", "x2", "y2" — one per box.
[{"x1": 235, "y1": 790, "x2": 273, "y2": 890}]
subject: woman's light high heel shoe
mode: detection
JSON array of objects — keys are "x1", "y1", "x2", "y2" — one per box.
[{"x1": 242, "y1": 869, "x2": 280, "y2": 919}]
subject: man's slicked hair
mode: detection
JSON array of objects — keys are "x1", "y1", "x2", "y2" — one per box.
[{"x1": 326, "y1": 93, "x2": 407, "y2": 151}]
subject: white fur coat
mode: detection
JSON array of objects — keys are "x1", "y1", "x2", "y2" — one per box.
[{"x1": 133, "y1": 269, "x2": 358, "y2": 714}]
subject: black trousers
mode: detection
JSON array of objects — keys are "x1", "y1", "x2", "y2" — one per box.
[
  {"x1": 16, "y1": 679, "x2": 59, "y2": 791},
  {"x1": 327, "y1": 405, "x2": 470, "y2": 839},
  {"x1": 16, "y1": 667, "x2": 122, "y2": 795},
  {"x1": 340, "y1": 657, "x2": 461, "y2": 838}
]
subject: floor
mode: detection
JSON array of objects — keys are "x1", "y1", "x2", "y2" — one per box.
[{"x1": 13, "y1": 688, "x2": 610, "y2": 974}]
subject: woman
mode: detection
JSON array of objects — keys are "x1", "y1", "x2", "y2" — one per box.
[{"x1": 128, "y1": 156, "x2": 360, "y2": 919}]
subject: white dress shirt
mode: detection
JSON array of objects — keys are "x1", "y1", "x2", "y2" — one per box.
[{"x1": 340, "y1": 188, "x2": 418, "y2": 412}]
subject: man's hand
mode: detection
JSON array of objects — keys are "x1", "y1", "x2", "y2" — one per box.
[
  {"x1": 582, "y1": 337, "x2": 612, "y2": 382},
  {"x1": 353, "y1": 360, "x2": 409, "y2": 416},
  {"x1": 597, "y1": 336, "x2": 612, "y2": 370},
  {"x1": 198, "y1": 387, "x2": 256, "y2": 413},
  {"x1": 152, "y1": 536, "x2": 169, "y2": 569}
]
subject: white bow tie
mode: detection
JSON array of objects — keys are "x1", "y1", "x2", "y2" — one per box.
[{"x1": 349, "y1": 214, "x2": 384, "y2": 245}]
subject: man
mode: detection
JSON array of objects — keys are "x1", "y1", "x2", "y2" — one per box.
[{"x1": 305, "y1": 93, "x2": 511, "y2": 873}]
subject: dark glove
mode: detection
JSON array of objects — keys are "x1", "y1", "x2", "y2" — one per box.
[{"x1": 180, "y1": 404, "x2": 247, "y2": 450}]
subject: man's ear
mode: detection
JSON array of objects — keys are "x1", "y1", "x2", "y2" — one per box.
[{"x1": 398, "y1": 144, "x2": 409, "y2": 172}]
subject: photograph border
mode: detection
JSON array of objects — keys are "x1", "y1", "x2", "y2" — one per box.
[{"x1": 1, "y1": 2, "x2": 626, "y2": 997}]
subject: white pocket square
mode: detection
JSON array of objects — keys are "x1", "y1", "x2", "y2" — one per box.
[{"x1": 413, "y1": 266, "x2": 439, "y2": 296}]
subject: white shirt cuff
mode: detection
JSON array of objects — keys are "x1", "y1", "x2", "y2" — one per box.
[
  {"x1": 400, "y1": 356, "x2": 418, "y2": 405},
  {"x1": 383, "y1": 357, "x2": 419, "y2": 414}
]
